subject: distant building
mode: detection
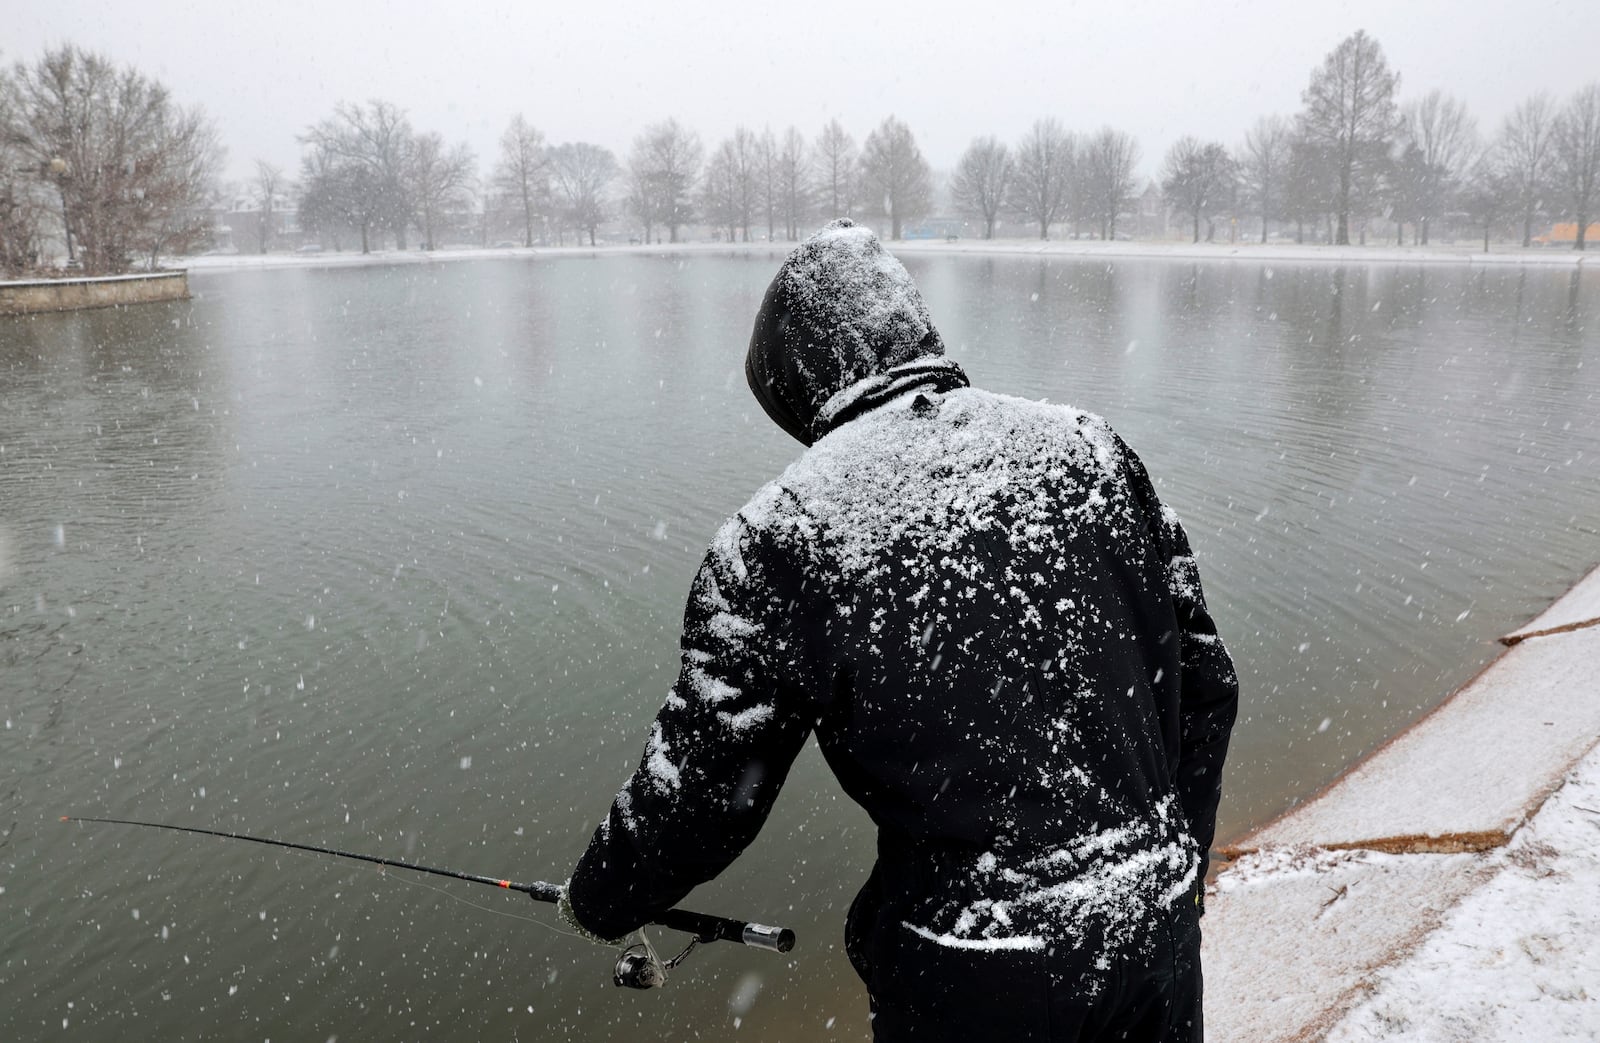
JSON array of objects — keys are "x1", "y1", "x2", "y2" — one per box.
[
  {"x1": 1532, "y1": 222, "x2": 1600, "y2": 246},
  {"x1": 209, "y1": 191, "x2": 299, "y2": 254},
  {"x1": 900, "y1": 217, "x2": 964, "y2": 240},
  {"x1": 1134, "y1": 182, "x2": 1170, "y2": 240}
]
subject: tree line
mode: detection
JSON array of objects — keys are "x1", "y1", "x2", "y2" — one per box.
[
  {"x1": 1146, "y1": 31, "x2": 1599, "y2": 250},
  {"x1": 291, "y1": 107, "x2": 946, "y2": 252},
  {"x1": 4, "y1": 33, "x2": 1600, "y2": 277},
  {"x1": 955, "y1": 32, "x2": 1598, "y2": 250}
]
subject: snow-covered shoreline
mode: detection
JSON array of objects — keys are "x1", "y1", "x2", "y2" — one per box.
[
  {"x1": 174, "y1": 241, "x2": 787, "y2": 273},
  {"x1": 1204, "y1": 565, "x2": 1600, "y2": 1040},
  {"x1": 171, "y1": 236, "x2": 1593, "y2": 276},
  {"x1": 892, "y1": 237, "x2": 1593, "y2": 267}
]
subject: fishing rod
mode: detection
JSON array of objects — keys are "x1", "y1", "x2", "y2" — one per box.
[{"x1": 63, "y1": 815, "x2": 794, "y2": 989}]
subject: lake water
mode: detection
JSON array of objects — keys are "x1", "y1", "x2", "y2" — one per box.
[{"x1": 3, "y1": 251, "x2": 1597, "y2": 1040}]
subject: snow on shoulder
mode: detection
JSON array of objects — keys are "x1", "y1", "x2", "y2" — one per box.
[{"x1": 755, "y1": 386, "x2": 1129, "y2": 586}]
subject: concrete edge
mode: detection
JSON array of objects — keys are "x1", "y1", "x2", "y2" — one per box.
[
  {"x1": 1215, "y1": 636, "x2": 1519, "y2": 858},
  {"x1": 0, "y1": 269, "x2": 190, "y2": 315},
  {"x1": 1218, "y1": 703, "x2": 1600, "y2": 862},
  {"x1": 1217, "y1": 579, "x2": 1600, "y2": 860}
]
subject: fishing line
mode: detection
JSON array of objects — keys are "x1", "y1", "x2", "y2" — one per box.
[{"x1": 244, "y1": 837, "x2": 568, "y2": 934}]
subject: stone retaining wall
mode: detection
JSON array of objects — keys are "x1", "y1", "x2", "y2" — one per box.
[{"x1": 0, "y1": 270, "x2": 189, "y2": 315}]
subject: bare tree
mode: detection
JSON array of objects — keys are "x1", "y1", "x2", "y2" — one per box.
[
  {"x1": 775, "y1": 126, "x2": 811, "y2": 241},
  {"x1": 0, "y1": 68, "x2": 50, "y2": 273},
  {"x1": 133, "y1": 106, "x2": 223, "y2": 268},
  {"x1": 0, "y1": 173, "x2": 46, "y2": 274},
  {"x1": 813, "y1": 118, "x2": 857, "y2": 220},
  {"x1": 297, "y1": 138, "x2": 365, "y2": 251},
  {"x1": 252, "y1": 160, "x2": 284, "y2": 254},
  {"x1": 1298, "y1": 30, "x2": 1400, "y2": 245},
  {"x1": 1162, "y1": 137, "x2": 1235, "y2": 243},
  {"x1": 1397, "y1": 90, "x2": 1478, "y2": 244},
  {"x1": 700, "y1": 139, "x2": 740, "y2": 241},
  {"x1": 700, "y1": 128, "x2": 759, "y2": 242},
  {"x1": 1238, "y1": 115, "x2": 1292, "y2": 243},
  {"x1": 1383, "y1": 142, "x2": 1426, "y2": 244},
  {"x1": 623, "y1": 155, "x2": 656, "y2": 244},
  {"x1": 1495, "y1": 93, "x2": 1557, "y2": 248},
  {"x1": 301, "y1": 100, "x2": 416, "y2": 252},
  {"x1": 859, "y1": 115, "x2": 932, "y2": 240},
  {"x1": 549, "y1": 142, "x2": 618, "y2": 246},
  {"x1": 8, "y1": 45, "x2": 222, "y2": 273},
  {"x1": 756, "y1": 127, "x2": 778, "y2": 241},
  {"x1": 1552, "y1": 82, "x2": 1600, "y2": 250},
  {"x1": 950, "y1": 136, "x2": 1012, "y2": 239},
  {"x1": 1083, "y1": 126, "x2": 1141, "y2": 240},
  {"x1": 1459, "y1": 155, "x2": 1509, "y2": 253},
  {"x1": 409, "y1": 131, "x2": 475, "y2": 251},
  {"x1": 730, "y1": 127, "x2": 759, "y2": 242},
  {"x1": 494, "y1": 114, "x2": 547, "y2": 247},
  {"x1": 629, "y1": 119, "x2": 701, "y2": 243},
  {"x1": 1009, "y1": 119, "x2": 1073, "y2": 239},
  {"x1": 1281, "y1": 134, "x2": 1338, "y2": 243}
]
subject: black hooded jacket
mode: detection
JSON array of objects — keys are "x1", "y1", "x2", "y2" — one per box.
[{"x1": 566, "y1": 221, "x2": 1237, "y2": 972}]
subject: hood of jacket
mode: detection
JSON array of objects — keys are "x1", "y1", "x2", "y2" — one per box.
[{"x1": 744, "y1": 219, "x2": 969, "y2": 445}]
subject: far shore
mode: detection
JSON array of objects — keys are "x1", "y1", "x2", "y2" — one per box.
[{"x1": 169, "y1": 235, "x2": 1594, "y2": 276}]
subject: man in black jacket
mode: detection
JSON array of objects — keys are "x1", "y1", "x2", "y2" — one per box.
[{"x1": 561, "y1": 220, "x2": 1238, "y2": 1042}]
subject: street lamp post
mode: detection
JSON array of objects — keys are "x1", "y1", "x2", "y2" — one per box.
[{"x1": 47, "y1": 157, "x2": 76, "y2": 267}]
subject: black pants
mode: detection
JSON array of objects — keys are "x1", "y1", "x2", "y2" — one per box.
[{"x1": 855, "y1": 894, "x2": 1203, "y2": 1043}]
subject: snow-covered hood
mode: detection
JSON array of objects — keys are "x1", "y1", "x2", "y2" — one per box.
[{"x1": 744, "y1": 219, "x2": 968, "y2": 445}]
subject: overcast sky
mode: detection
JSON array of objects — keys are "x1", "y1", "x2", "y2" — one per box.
[{"x1": 12, "y1": 0, "x2": 1600, "y2": 187}]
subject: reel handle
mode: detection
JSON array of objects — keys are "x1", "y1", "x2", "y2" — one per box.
[{"x1": 741, "y1": 923, "x2": 796, "y2": 952}]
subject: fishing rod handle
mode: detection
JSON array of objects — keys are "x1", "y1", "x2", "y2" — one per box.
[{"x1": 652, "y1": 906, "x2": 796, "y2": 952}]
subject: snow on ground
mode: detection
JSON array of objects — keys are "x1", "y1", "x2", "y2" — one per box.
[
  {"x1": 1203, "y1": 845, "x2": 1494, "y2": 1041},
  {"x1": 1325, "y1": 739, "x2": 1600, "y2": 1042},
  {"x1": 169, "y1": 236, "x2": 1595, "y2": 276},
  {"x1": 177, "y1": 244, "x2": 549, "y2": 271},
  {"x1": 173, "y1": 240, "x2": 785, "y2": 273},
  {"x1": 891, "y1": 237, "x2": 1594, "y2": 267},
  {"x1": 1205, "y1": 568, "x2": 1600, "y2": 1041}
]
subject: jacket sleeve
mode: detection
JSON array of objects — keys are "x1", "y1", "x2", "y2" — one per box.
[
  {"x1": 1119, "y1": 438, "x2": 1239, "y2": 880},
  {"x1": 564, "y1": 512, "x2": 815, "y2": 941}
]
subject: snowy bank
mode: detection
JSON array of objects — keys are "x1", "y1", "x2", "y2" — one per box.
[
  {"x1": 1203, "y1": 564, "x2": 1600, "y2": 1040},
  {"x1": 893, "y1": 237, "x2": 1594, "y2": 268},
  {"x1": 171, "y1": 237, "x2": 1594, "y2": 277},
  {"x1": 1326, "y1": 742, "x2": 1600, "y2": 1041},
  {"x1": 173, "y1": 241, "x2": 785, "y2": 273}
]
